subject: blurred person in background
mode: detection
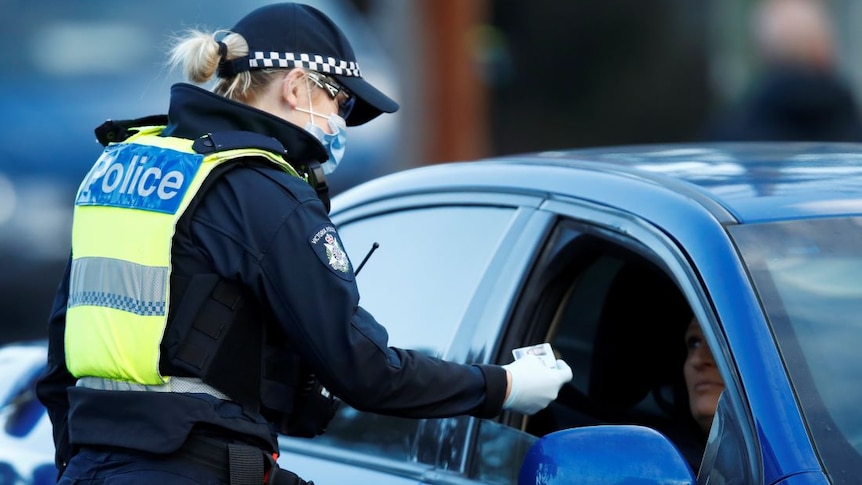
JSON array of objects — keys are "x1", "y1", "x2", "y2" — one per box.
[
  {"x1": 703, "y1": 0, "x2": 862, "y2": 142},
  {"x1": 34, "y1": 3, "x2": 573, "y2": 484}
]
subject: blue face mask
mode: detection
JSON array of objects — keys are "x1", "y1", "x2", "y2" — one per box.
[
  {"x1": 298, "y1": 75, "x2": 348, "y2": 175},
  {"x1": 301, "y1": 113, "x2": 347, "y2": 175}
]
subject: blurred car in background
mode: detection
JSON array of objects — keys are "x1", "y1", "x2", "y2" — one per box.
[
  {"x1": 0, "y1": 341, "x2": 54, "y2": 484},
  {"x1": 0, "y1": 0, "x2": 401, "y2": 345},
  {"x1": 3, "y1": 142, "x2": 862, "y2": 484}
]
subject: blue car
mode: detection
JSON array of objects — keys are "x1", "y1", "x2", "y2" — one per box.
[{"x1": 3, "y1": 142, "x2": 862, "y2": 484}]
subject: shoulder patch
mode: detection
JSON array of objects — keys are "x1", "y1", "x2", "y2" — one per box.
[{"x1": 308, "y1": 224, "x2": 354, "y2": 280}]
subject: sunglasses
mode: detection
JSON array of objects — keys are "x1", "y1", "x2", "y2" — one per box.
[{"x1": 306, "y1": 71, "x2": 355, "y2": 119}]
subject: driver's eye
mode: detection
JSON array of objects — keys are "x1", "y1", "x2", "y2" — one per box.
[{"x1": 686, "y1": 335, "x2": 702, "y2": 353}]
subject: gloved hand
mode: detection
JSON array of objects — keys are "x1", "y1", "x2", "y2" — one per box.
[{"x1": 501, "y1": 355, "x2": 573, "y2": 415}]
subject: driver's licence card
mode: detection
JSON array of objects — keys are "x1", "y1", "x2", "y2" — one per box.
[{"x1": 511, "y1": 343, "x2": 557, "y2": 368}]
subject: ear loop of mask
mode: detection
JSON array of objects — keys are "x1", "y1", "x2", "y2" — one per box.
[
  {"x1": 304, "y1": 74, "x2": 316, "y2": 123},
  {"x1": 295, "y1": 73, "x2": 332, "y2": 129}
]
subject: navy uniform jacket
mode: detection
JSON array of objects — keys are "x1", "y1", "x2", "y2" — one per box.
[{"x1": 35, "y1": 83, "x2": 507, "y2": 469}]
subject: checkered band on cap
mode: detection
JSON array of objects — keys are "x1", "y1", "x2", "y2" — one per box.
[{"x1": 248, "y1": 51, "x2": 362, "y2": 77}]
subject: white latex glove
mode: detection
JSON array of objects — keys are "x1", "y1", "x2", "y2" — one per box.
[{"x1": 501, "y1": 355, "x2": 573, "y2": 415}]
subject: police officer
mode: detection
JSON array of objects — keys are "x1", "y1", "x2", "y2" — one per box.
[{"x1": 35, "y1": 3, "x2": 573, "y2": 484}]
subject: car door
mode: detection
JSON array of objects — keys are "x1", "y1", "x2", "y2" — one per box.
[
  {"x1": 279, "y1": 190, "x2": 552, "y2": 484},
  {"x1": 492, "y1": 197, "x2": 758, "y2": 483}
]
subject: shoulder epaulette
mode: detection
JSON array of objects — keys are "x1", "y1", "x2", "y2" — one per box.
[{"x1": 94, "y1": 115, "x2": 169, "y2": 146}]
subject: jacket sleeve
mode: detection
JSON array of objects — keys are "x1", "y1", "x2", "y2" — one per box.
[
  {"x1": 191, "y1": 167, "x2": 507, "y2": 419},
  {"x1": 34, "y1": 255, "x2": 77, "y2": 472}
]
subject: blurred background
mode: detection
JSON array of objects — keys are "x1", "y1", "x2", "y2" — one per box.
[{"x1": 2, "y1": 0, "x2": 862, "y2": 345}]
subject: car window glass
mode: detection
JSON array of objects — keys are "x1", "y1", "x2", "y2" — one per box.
[
  {"x1": 698, "y1": 393, "x2": 753, "y2": 485},
  {"x1": 730, "y1": 217, "x2": 862, "y2": 481},
  {"x1": 338, "y1": 206, "x2": 517, "y2": 354},
  {"x1": 305, "y1": 205, "x2": 517, "y2": 465}
]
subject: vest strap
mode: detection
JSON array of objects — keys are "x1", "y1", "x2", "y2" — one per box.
[
  {"x1": 190, "y1": 131, "x2": 330, "y2": 212},
  {"x1": 297, "y1": 160, "x2": 330, "y2": 213},
  {"x1": 192, "y1": 131, "x2": 287, "y2": 156},
  {"x1": 228, "y1": 442, "x2": 265, "y2": 485},
  {"x1": 175, "y1": 434, "x2": 312, "y2": 485}
]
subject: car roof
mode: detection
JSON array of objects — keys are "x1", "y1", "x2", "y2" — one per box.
[{"x1": 332, "y1": 142, "x2": 862, "y2": 224}]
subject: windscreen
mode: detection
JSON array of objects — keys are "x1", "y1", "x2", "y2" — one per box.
[{"x1": 730, "y1": 216, "x2": 862, "y2": 482}]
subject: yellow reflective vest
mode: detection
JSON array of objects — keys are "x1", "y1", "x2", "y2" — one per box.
[{"x1": 65, "y1": 126, "x2": 300, "y2": 385}]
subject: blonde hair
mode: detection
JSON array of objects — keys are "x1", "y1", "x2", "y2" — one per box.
[{"x1": 167, "y1": 29, "x2": 287, "y2": 103}]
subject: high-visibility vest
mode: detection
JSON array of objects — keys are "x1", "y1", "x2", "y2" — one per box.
[{"x1": 65, "y1": 126, "x2": 300, "y2": 385}]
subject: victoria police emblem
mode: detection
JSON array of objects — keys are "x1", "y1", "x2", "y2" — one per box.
[{"x1": 309, "y1": 224, "x2": 353, "y2": 280}]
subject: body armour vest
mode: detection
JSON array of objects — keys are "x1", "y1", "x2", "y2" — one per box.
[
  {"x1": 66, "y1": 125, "x2": 300, "y2": 384},
  {"x1": 66, "y1": 122, "x2": 339, "y2": 437}
]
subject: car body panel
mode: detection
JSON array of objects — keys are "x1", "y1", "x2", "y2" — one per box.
[{"x1": 278, "y1": 438, "x2": 427, "y2": 485}]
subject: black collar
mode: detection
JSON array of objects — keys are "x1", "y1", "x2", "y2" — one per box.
[{"x1": 161, "y1": 83, "x2": 327, "y2": 163}]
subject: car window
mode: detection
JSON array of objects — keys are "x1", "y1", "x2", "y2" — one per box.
[
  {"x1": 339, "y1": 206, "x2": 518, "y2": 354},
  {"x1": 505, "y1": 220, "x2": 711, "y2": 473},
  {"x1": 296, "y1": 205, "x2": 518, "y2": 466}
]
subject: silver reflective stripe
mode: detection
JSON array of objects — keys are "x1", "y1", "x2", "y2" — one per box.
[
  {"x1": 68, "y1": 257, "x2": 167, "y2": 316},
  {"x1": 76, "y1": 376, "x2": 230, "y2": 400}
]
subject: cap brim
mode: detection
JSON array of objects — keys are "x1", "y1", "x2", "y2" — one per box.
[{"x1": 334, "y1": 75, "x2": 399, "y2": 126}]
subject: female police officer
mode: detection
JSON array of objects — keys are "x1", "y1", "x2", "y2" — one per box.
[{"x1": 35, "y1": 3, "x2": 572, "y2": 484}]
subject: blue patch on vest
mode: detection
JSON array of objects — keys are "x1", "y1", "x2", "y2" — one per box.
[{"x1": 75, "y1": 143, "x2": 203, "y2": 214}]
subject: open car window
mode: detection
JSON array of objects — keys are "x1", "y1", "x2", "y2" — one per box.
[{"x1": 506, "y1": 219, "x2": 714, "y2": 473}]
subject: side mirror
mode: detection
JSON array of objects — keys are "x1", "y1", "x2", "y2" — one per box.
[{"x1": 518, "y1": 425, "x2": 695, "y2": 485}]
